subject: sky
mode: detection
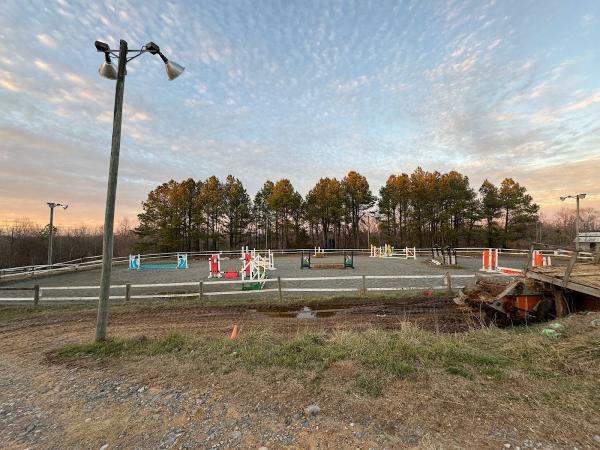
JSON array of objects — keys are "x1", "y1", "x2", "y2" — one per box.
[{"x1": 1, "y1": 0, "x2": 599, "y2": 228}]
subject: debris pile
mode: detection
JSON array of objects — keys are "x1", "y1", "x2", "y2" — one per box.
[{"x1": 454, "y1": 275, "x2": 553, "y2": 324}]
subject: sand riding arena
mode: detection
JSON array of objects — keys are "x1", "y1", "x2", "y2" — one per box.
[{"x1": 0, "y1": 248, "x2": 534, "y2": 332}]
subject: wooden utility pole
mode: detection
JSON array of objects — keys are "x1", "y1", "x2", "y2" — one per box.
[
  {"x1": 277, "y1": 276, "x2": 283, "y2": 302},
  {"x1": 33, "y1": 285, "x2": 40, "y2": 306},
  {"x1": 46, "y1": 202, "x2": 67, "y2": 267},
  {"x1": 47, "y1": 205, "x2": 54, "y2": 267},
  {"x1": 575, "y1": 195, "x2": 581, "y2": 250},
  {"x1": 96, "y1": 40, "x2": 128, "y2": 342}
]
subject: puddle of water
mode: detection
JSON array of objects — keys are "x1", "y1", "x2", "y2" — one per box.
[{"x1": 262, "y1": 305, "x2": 339, "y2": 319}]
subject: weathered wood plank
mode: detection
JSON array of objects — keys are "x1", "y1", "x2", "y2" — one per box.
[{"x1": 526, "y1": 270, "x2": 600, "y2": 298}]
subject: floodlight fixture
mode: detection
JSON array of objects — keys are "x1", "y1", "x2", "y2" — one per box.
[
  {"x1": 95, "y1": 41, "x2": 110, "y2": 52},
  {"x1": 99, "y1": 59, "x2": 118, "y2": 79},
  {"x1": 144, "y1": 41, "x2": 185, "y2": 80},
  {"x1": 145, "y1": 41, "x2": 161, "y2": 54},
  {"x1": 95, "y1": 40, "x2": 118, "y2": 79}
]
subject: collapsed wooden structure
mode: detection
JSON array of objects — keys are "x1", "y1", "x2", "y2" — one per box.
[
  {"x1": 525, "y1": 250, "x2": 600, "y2": 298},
  {"x1": 457, "y1": 244, "x2": 599, "y2": 322}
]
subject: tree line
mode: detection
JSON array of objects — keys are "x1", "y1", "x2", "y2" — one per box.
[
  {"x1": 133, "y1": 168, "x2": 540, "y2": 252},
  {"x1": 0, "y1": 218, "x2": 135, "y2": 269},
  {"x1": 3, "y1": 175, "x2": 598, "y2": 268}
]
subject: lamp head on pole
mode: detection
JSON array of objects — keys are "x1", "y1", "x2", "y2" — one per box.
[
  {"x1": 165, "y1": 60, "x2": 185, "y2": 80},
  {"x1": 47, "y1": 202, "x2": 68, "y2": 209},
  {"x1": 145, "y1": 41, "x2": 185, "y2": 80},
  {"x1": 95, "y1": 41, "x2": 118, "y2": 79},
  {"x1": 579, "y1": 193, "x2": 587, "y2": 199}
]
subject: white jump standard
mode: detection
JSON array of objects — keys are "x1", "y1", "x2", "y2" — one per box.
[
  {"x1": 208, "y1": 247, "x2": 276, "y2": 289},
  {"x1": 404, "y1": 247, "x2": 416, "y2": 260},
  {"x1": 370, "y1": 244, "x2": 394, "y2": 257},
  {"x1": 370, "y1": 244, "x2": 415, "y2": 259}
]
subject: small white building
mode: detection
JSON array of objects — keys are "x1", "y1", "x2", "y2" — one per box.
[{"x1": 574, "y1": 232, "x2": 600, "y2": 252}]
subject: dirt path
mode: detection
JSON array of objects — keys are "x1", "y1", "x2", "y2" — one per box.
[{"x1": 1, "y1": 299, "x2": 597, "y2": 449}]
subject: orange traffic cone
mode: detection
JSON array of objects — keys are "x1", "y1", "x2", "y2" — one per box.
[{"x1": 230, "y1": 324, "x2": 239, "y2": 339}]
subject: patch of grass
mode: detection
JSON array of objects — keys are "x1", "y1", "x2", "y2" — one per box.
[
  {"x1": 571, "y1": 336, "x2": 600, "y2": 361},
  {"x1": 311, "y1": 373, "x2": 324, "y2": 387},
  {"x1": 445, "y1": 365, "x2": 473, "y2": 379},
  {"x1": 353, "y1": 374, "x2": 384, "y2": 397},
  {"x1": 433, "y1": 339, "x2": 508, "y2": 367},
  {"x1": 49, "y1": 313, "x2": 600, "y2": 400},
  {"x1": 480, "y1": 366, "x2": 505, "y2": 380},
  {"x1": 381, "y1": 359, "x2": 415, "y2": 378},
  {"x1": 203, "y1": 331, "x2": 348, "y2": 378},
  {"x1": 539, "y1": 391, "x2": 561, "y2": 408},
  {"x1": 336, "y1": 330, "x2": 420, "y2": 378},
  {"x1": 52, "y1": 332, "x2": 188, "y2": 359},
  {"x1": 431, "y1": 339, "x2": 509, "y2": 380},
  {"x1": 274, "y1": 334, "x2": 347, "y2": 372}
]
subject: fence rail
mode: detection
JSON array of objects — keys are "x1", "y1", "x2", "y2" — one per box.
[{"x1": 0, "y1": 274, "x2": 475, "y2": 305}]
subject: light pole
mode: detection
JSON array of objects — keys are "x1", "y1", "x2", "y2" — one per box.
[
  {"x1": 560, "y1": 193, "x2": 586, "y2": 250},
  {"x1": 94, "y1": 40, "x2": 184, "y2": 342},
  {"x1": 534, "y1": 217, "x2": 542, "y2": 243},
  {"x1": 46, "y1": 202, "x2": 68, "y2": 267}
]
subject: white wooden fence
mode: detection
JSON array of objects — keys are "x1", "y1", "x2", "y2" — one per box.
[
  {"x1": 2, "y1": 247, "x2": 591, "y2": 283},
  {"x1": 0, "y1": 274, "x2": 477, "y2": 305}
]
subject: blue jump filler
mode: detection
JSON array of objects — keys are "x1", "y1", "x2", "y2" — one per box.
[{"x1": 128, "y1": 253, "x2": 189, "y2": 270}]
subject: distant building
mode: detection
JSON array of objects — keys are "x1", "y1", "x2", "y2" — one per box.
[{"x1": 574, "y1": 232, "x2": 600, "y2": 251}]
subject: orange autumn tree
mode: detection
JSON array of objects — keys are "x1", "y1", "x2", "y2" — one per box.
[
  {"x1": 341, "y1": 171, "x2": 375, "y2": 248},
  {"x1": 305, "y1": 177, "x2": 344, "y2": 248},
  {"x1": 267, "y1": 179, "x2": 302, "y2": 249},
  {"x1": 498, "y1": 178, "x2": 539, "y2": 247}
]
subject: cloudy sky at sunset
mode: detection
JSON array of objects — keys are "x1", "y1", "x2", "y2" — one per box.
[{"x1": 1, "y1": 0, "x2": 599, "y2": 227}]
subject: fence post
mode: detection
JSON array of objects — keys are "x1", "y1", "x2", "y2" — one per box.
[
  {"x1": 125, "y1": 283, "x2": 131, "y2": 302},
  {"x1": 445, "y1": 272, "x2": 452, "y2": 293},
  {"x1": 33, "y1": 284, "x2": 40, "y2": 306},
  {"x1": 198, "y1": 281, "x2": 203, "y2": 302},
  {"x1": 362, "y1": 275, "x2": 366, "y2": 297},
  {"x1": 277, "y1": 276, "x2": 283, "y2": 303}
]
